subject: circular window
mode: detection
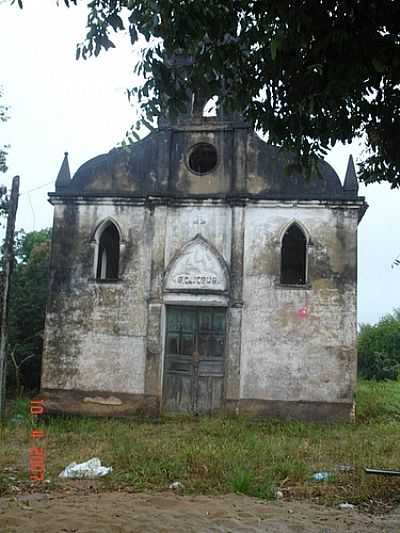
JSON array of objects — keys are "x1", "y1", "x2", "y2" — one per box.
[{"x1": 188, "y1": 143, "x2": 218, "y2": 174}]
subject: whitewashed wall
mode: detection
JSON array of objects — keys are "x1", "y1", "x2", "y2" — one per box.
[{"x1": 240, "y1": 205, "x2": 358, "y2": 404}]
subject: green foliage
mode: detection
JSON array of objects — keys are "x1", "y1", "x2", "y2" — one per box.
[
  {"x1": 36, "y1": 0, "x2": 400, "y2": 186},
  {"x1": 0, "y1": 86, "x2": 9, "y2": 175},
  {"x1": 356, "y1": 380, "x2": 400, "y2": 422},
  {"x1": 230, "y1": 467, "x2": 276, "y2": 499},
  {"x1": 12, "y1": 2, "x2": 400, "y2": 185},
  {"x1": 358, "y1": 310, "x2": 400, "y2": 381},
  {"x1": 7, "y1": 228, "x2": 51, "y2": 393},
  {"x1": 0, "y1": 87, "x2": 10, "y2": 219},
  {"x1": 230, "y1": 467, "x2": 253, "y2": 494},
  {"x1": 14, "y1": 228, "x2": 51, "y2": 264}
]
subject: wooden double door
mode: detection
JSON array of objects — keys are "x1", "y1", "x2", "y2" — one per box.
[{"x1": 163, "y1": 306, "x2": 226, "y2": 415}]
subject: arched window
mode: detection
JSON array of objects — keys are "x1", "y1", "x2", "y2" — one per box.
[
  {"x1": 96, "y1": 223, "x2": 120, "y2": 280},
  {"x1": 281, "y1": 223, "x2": 307, "y2": 285}
]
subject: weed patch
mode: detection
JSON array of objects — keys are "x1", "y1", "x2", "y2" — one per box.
[{"x1": 1, "y1": 381, "x2": 400, "y2": 511}]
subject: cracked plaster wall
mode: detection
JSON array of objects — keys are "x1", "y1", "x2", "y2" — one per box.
[
  {"x1": 41, "y1": 200, "x2": 358, "y2": 409},
  {"x1": 240, "y1": 205, "x2": 358, "y2": 403},
  {"x1": 42, "y1": 203, "x2": 147, "y2": 394}
]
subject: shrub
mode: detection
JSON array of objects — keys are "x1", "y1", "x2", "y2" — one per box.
[
  {"x1": 358, "y1": 310, "x2": 400, "y2": 380},
  {"x1": 6, "y1": 228, "x2": 51, "y2": 394}
]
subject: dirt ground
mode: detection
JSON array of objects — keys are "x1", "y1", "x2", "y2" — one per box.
[{"x1": 1, "y1": 491, "x2": 400, "y2": 533}]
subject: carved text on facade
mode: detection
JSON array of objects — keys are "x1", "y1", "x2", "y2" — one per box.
[{"x1": 175, "y1": 274, "x2": 218, "y2": 286}]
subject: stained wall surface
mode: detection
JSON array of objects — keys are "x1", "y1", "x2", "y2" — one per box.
[
  {"x1": 41, "y1": 117, "x2": 365, "y2": 420},
  {"x1": 240, "y1": 205, "x2": 358, "y2": 409},
  {"x1": 42, "y1": 202, "x2": 147, "y2": 395},
  {"x1": 42, "y1": 202, "x2": 233, "y2": 392},
  {"x1": 42, "y1": 199, "x2": 359, "y2": 419}
]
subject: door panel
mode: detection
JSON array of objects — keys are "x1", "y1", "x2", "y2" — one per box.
[
  {"x1": 196, "y1": 376, "x2": 224, "y2": 413},
  {"x1": 163, "y1": 372, "x2": 193, "y2": 414},
  {"x1": 163, "y1": 306, "x2": 226, "y2": 415},
  {"x1": 181, "y1": 334, "x2": 195, "y2": 355}
]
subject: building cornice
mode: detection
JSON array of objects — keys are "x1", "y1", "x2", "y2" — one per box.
[{"x1": 48, "y1": 192, "x2": 367, "y2": 214}]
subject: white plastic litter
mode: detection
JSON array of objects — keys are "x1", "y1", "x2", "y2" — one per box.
[
  {"x1": 169, "y1": 481, "x2": 184, "y2": 492},
  {"x1": 335, "y1": 464, "x2": 354, "y2": 472},
  {"x1": 58, "y1": 457, "x2": 112, "y2": 479},
  {"x1": 338, "y1": 502, "x2": 355, "y2": 510},
  {"x1": 312, "y1": 471, "x2": 330, "y2": 481}
]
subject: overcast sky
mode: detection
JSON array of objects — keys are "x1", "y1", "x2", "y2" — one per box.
[{"x1": 1, "y1": 1, "x2": 399, "y2": 325}]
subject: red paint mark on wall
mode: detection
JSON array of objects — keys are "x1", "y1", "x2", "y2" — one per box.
[{"x1": 297, "y1": 306, "x2": 310, "y2": 319}]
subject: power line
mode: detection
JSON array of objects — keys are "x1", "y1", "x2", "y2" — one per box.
[
  {"x1": 19, "y1": 182, "x2": 53, "y2": 196},
  {"x1": 27, "y1": 192, "x2": 35, "y2": 231}
]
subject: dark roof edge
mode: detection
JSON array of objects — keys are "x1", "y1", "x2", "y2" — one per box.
[{"x1": 48, "y1": 191, "x2": 366, "y2": 205}]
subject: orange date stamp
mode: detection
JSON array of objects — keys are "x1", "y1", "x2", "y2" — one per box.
[{"x1": 29, "y1": 399, "x2": 45, "y2": 481}]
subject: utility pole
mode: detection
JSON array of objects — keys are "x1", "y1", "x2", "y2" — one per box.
[{"x1": 0, "y1": 176, "x2": 20, "y2": 423}]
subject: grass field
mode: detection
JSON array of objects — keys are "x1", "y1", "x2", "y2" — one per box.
[{"x1": 1, "y1": 380, "x2": 400, "y2": 512}]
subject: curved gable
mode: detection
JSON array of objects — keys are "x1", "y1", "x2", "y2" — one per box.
[{"x1": 53, "y1": 121, "x2": 349, "y2": 200}]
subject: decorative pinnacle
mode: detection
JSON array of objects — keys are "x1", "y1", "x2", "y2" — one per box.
[
  {"x1": 55, "y1": 152, "x2": 71, "y2": 189},
  {"x1": 343, "y1": 154, "x2": 358, "y2": 195}
]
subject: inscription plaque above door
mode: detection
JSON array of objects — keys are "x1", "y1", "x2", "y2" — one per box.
[{"x1": 164, "y1": 235, "x2": 228, "y2": 292}]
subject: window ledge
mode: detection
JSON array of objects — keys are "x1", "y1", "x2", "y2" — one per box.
[
  {"x1": 89, "y1": 278, "x2": 124, "y2": 285},
  {"x1": 276, "y1": 283, "x2": 312, "y2": 290}
]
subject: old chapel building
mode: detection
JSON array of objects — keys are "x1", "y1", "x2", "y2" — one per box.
[{"x1": 40, "y1": 98, "x2": 367, "y2": 421}]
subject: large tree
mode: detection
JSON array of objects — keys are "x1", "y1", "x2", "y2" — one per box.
[
  {"x1": 6, "y1": 228, "x2": 51, "y2": 394},
  {"x1": 13, "y1": 0, "x2": 400, "y2": 186}
]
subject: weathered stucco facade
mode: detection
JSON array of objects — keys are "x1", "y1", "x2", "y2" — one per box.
[{"x1": 41, "y1": 110, "x2": 367, "y2": 421}]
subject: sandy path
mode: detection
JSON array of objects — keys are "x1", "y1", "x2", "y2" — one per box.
[{"x1": 0, "y1": 491, "x2": 399, "y2": 533}]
